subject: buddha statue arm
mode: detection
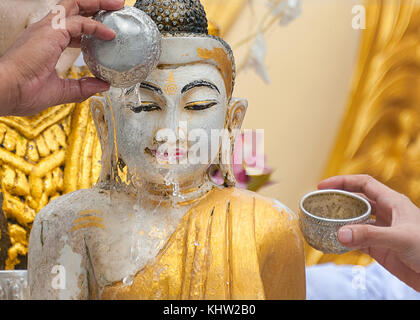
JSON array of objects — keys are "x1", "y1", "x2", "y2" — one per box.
[
  {"x1": 255, "y1": 201, "x2": 306, "y2": 300},
  {"x1": 28, "y1": 199, "x2": 90, "y2": 300}
]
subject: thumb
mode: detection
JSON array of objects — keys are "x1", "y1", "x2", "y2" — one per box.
[
  {"x1": 57, "y1": 77, "x2": 110, "y2": 105},
  {"x1": 338, "y1": 225, "x2": 406, "y2": 251}
]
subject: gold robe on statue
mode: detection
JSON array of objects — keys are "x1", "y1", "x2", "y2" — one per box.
[{"x1": 101, "y1": 187, "x2": 306, "y2": 300}]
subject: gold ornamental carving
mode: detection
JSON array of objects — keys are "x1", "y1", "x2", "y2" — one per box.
[
  {"x1": 0, "y1": 67, "x2": 101, "y2": 269},
  {"x1": 306, "y1": 0, "x2": 420, "y2": 266}
]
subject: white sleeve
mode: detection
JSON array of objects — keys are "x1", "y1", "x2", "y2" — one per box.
[{"x1": 306, "y1": 262, "x2": 420, "y2": 300}]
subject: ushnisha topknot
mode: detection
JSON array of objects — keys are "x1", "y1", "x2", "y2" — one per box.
[{"x1": 135, "y1": 0, "x2": 208, "y2": 35}]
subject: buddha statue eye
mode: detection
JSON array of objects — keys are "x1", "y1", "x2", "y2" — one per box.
[
  {"x1": 184, "y1": 100, "x2": 218, "y2": 111},
  {"x1": 130, "y1": 102, "x2": 162, "y2": 113}
]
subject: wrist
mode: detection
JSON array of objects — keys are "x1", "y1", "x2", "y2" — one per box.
[{"x1": 0, "y1": 56, "x2": 19, "y2": 116}]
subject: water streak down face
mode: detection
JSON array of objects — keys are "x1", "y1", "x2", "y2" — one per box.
[{"x1": 93, "y1": 63, "x2": 247, "y2": 188}]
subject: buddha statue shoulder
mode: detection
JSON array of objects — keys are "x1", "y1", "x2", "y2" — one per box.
[{"x1": 28, "y1": 0, "x2": 306, "y2": 300}]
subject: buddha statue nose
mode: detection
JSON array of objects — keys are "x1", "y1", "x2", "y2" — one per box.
[{"x1": 155, "y1": 124, "x2": 187, "y2": 145}]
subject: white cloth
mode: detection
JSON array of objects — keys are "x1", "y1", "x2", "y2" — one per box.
[{"x1": 306, "y1": 262, "x2": 420, "y2": 300}]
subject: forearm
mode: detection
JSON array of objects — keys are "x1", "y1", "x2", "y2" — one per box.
[{"x1": 0, "y1": 57, "x2": 19, "y2": 116}]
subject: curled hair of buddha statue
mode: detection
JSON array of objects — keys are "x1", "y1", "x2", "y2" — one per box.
[{"x1": 135, "y1": 0, "x2": 209, "y2": 35}]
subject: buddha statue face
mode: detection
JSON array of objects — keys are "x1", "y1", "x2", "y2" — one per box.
[
  {"x1": 94, "y1": 62, "x2": 247, "y2": 188},
  {"x1": 90, "y1": 0, "x2": 247, "y2": 191}
]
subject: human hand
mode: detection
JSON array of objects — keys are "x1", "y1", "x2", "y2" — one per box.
[
  {"x1": 318, "y1": 175, "x2": 420, "y2": 292},
  {"x1": 0, "y1": 0, "x2": 124, "y2": 116}
]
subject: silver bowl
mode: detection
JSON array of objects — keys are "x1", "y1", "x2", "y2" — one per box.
[
  {"x1": 299, "y1": 189, "x2": 371, "y2": 254},
  {"x1": 0, "y1": 270, "x2": 28, "y2": 300},
  {"x1": 81, "y1": 6, "x2": 161, "y2": 88}
]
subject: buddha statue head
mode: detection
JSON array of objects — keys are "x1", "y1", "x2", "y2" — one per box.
[{"x1": 92, "y1": 0, "x2": 247, "y2": 196}]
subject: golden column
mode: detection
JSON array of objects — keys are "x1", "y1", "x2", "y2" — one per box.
[{"x1": 307, "y1": 0, "x2": 420, "y2": 266}]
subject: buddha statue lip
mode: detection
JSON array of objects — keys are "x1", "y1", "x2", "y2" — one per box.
[{"x1": 145, "y1": 147, "x2": 188, "y2": 163}]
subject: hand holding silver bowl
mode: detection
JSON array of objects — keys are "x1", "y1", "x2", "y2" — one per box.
[
  {"x1": 299, "y1": 189, "x2": 372, "y2": 254},
  {"x1": 81, "y1": 6, "x2": 162, "y2": 88}
]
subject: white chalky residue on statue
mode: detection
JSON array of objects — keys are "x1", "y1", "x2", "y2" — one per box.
[{"x1": 57, "y1": 235, "x2": 83, "y2": 300}]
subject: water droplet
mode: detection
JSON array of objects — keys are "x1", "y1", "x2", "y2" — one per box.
[
  {"x1": 123, "y1": 274, "x2": 134, "y2": 286},
  {"x1": 163, "y1": 171, "x2": 186, "y2": 201},
  {"x1": 134, "y1": 83, "x2": 142, "y2": 106}
]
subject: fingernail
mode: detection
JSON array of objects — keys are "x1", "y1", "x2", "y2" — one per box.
[{"x1": 338, "y1": 228, "x2": 353, "y2": 244}]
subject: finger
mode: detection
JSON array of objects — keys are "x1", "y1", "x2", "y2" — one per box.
[
  {"x1": 354, "y1": 193, "x2": 392, "y2": 227},
  {"x1": 318, "y1": 175, "x2": 396, "y2": 203},
  {"x1": 354, "y1": 194, "x2": 392, "y2": 226},
  {"x1": 363, "y1": 248, "x2": 420, "y2": 292},
  {"x1": 352, "y1": 192, "x2": 392, "y2": 226},
  {"x1": 58, "y1": 0, "x2": 124, "y2": 17},
  {"x1": 367, "y1": 217, "x2": 388, "y2": 228},
  {"x1": 337, "y1": 224, "x2": 411, "y2": 252},
  {"x1": 66, "y1": 15, "x2": 116, "y2": 46},
  {"x1": 56, "y1": 77, "x2": 110, "y2": 105},
  {"x1": 354, "y1": 192, "x2": 377, "y2": 214},
  {"x1": 318, "y1": 175, "x2": 403, "y2": 222}
]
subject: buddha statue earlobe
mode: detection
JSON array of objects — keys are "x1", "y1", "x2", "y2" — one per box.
[
  {"x1": 91, "y1": 96, "x2": 112, "y2": 186},
  {"x1": 217, "y1": 98, "x2": 248, "y2": 187}
]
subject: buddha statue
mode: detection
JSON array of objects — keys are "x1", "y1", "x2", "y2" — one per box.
[{"x1": 28, "y1": 0, "x2": 306, "y2": 299}]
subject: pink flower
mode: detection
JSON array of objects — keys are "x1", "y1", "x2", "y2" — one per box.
[{"x1": 210, "y1": 131, "x2": 273, "y2": 191}]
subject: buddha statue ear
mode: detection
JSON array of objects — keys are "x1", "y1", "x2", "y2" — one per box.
[
  {"x1": 217, "y1": 98, "x2": 248, "y2": 187},
  {"x1": 91, "y1": 96, "x2": 112, "y2": 185}
]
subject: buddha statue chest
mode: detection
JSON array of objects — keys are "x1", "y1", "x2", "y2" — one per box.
[{"x1": 49, "y1": 188, "x2": 192, "y2": 292}]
